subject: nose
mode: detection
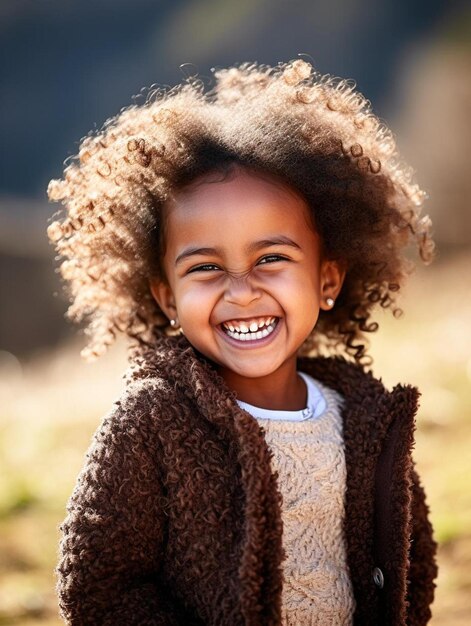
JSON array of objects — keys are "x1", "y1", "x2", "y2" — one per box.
[{"x1": 223, "y1": 275, "x2": 262, "y2": 307}]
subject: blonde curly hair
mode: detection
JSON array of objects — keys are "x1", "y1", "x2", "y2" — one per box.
[{"x1": 46, "y1": 59, "x2": 435, "y2": 365}]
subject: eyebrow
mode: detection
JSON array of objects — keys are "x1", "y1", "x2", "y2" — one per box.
[{"x1": 175, "y1": 236, "x2": 301, "y2": 266}]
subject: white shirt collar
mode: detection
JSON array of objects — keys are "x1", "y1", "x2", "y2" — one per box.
[{"x1": 236, "y1": 371, "x2": 327, "y2": 421}]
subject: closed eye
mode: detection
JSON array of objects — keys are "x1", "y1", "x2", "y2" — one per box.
[
  {"x1": 257, "y1": 254, "x2": 289, "y2": 264},
  {"x1": 187, "y1": 263, "x2": 221, "y2": 273},
  {"x1": 187, "y1": 254, "x2": 289, "y2": 274}
]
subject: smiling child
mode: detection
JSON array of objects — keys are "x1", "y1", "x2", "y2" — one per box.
[
  {"x1": 47, "y1": 59, "x2": 438, "y2": 625},
  {"x1": 150, "y1": 166, "x2": 345, "y2": 409}
]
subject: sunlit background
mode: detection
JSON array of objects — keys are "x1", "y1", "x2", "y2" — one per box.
[{"x1": 1, "y1": 0, "x2": 470, "y2": 624}]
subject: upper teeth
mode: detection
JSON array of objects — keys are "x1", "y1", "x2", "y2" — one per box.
[
  {"x1": 222, "y1": 317, "x2": 278, "y2": 342},
  {"x1": 223, "y1": 317, "x2": 276, "y2": 333}
]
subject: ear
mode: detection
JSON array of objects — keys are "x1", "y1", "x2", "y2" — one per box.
[
  {"x1": 319, "y1": 259, "x2": 347, "y2": 311},
  {"x1": 149, "y1": 277, "x2": 177, "y2": 322}
]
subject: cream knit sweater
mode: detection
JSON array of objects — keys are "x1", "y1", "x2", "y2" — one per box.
[{"x1": 244, "y1": 379, "x2": 356, "y2": 625}]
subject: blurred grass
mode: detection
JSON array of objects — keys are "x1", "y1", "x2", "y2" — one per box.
[{"x1": 0, "y1": 250, "x2": 470, "y2": 625}]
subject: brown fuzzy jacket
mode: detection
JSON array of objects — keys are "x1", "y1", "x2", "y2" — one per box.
[{"x1": 56, "y1": 335, "x2": 438, "y2": 625}]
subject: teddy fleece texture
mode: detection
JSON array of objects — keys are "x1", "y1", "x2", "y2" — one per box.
[{"x1": 56, "y1": 335, "x2": 438, "y2": 625}]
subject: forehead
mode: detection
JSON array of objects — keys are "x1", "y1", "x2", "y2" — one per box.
[{"x1": 164, "y1": 169, "x2": 316, "y2": 251}]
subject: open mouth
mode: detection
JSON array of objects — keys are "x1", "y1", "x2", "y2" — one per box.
[{"x1": 220, "y1": 316, "x2": 279, "y2": 342}]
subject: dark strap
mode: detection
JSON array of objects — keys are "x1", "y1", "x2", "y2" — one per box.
[
  {"x1": 374, "y1": 416, "x2": 401, "y2": 619},
  {"x1": 374, "y1": 418, "x2": 399, "y2": 564}
]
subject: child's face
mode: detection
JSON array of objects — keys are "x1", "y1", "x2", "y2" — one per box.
[{"x1": 150, "y1": 168, "x2": 345, "y2": 383}]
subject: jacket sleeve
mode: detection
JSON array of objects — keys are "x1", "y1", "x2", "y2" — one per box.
[
  {"x1": 406, "y1": 466, "x2": 439, "y2": 625},
  {"x1": 56, "y1": 386, "x2": 183, "y2": 625}
]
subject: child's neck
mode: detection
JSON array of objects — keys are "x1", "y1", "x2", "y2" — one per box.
[{"x1": 220, "y1": 358, "x2": 307, "y2": 411}]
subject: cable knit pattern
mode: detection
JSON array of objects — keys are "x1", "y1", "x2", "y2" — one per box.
[{"x1": 250, "y1": 381, "x2": 355, "y2": 625}]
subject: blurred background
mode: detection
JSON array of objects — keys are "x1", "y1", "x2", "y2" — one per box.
[{"x1": 1, "y1": 0, "x2": 470, "y2": 623}]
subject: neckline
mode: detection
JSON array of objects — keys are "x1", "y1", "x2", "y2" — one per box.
[{"x1": 236, "y1": 371, "x2": 328, "y2": 422}]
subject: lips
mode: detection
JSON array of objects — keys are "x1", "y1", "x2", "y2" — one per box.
[{"x1": 220, "y1": 316, "x2": 279, "y2": 342}]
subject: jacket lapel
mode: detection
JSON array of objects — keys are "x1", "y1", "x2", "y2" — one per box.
[
  {"x1": 154, "y1": 337, "x2": 285, "y2": 625},
  {"x1": 373, "y1": 383, "x2": 420, "y2": 626}
]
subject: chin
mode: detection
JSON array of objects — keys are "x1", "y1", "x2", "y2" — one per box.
[{"x1": 228, "y1": 361, "x2": 282, "y2": 380}]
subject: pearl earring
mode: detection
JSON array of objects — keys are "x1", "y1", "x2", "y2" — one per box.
[
  {"x1": 326, "y1": 297, "x2": 335, "y2": 307},
  {"x1": 170, "y1": 318, "x2": 179, "y2": 327}
]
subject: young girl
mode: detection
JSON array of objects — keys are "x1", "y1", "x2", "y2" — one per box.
[{"x1": 47, "y1": 59, "x2": 438, "y2": 625}]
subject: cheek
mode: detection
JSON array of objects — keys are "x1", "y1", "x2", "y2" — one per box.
[
  {"x1": 271, "y1": 269, "x2": 322, "y2": 327},
  {"x1": 263, "y1": 266, "x2": 321, "y2": 299},
  {"x1": 177, "y1": 282, "x2": 219, "y2": 323}
]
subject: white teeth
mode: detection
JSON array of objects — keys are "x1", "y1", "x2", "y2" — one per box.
[
  {"x1": 223, "y1": 316, "x2": 276, "y2": 333},
  {"x1": 223, "y1": 318, "x2": 278, "y2": 341}
]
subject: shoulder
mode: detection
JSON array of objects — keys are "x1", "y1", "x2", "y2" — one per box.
[
  {"x1": 115, "y1": 374, "x2": 173, "y2": 416},
  {"x1": 298, "y1": 354, "x2": 422, "y2": 450},
  {"x1": 116, "y1": 336, "x2": 193, "y2": 413},
  {"x1": 85, "y1": 366, "x2": 178, "y2": 461},
  {"x1": 98, "y1": 337, "x2": 204, "y2": 441},
  {"x1": 298, "y1": 353, "x2": 420, "y2": 406}
]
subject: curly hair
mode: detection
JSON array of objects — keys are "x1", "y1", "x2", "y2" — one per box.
[{"x1": 46, "y1": 59, "x2": 435, "y2": 365}]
